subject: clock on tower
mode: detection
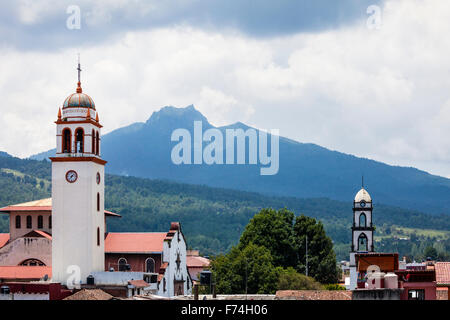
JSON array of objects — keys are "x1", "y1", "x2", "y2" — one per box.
[{"x1": 50, "y1": 59, "x2": 106, "y2": 286}]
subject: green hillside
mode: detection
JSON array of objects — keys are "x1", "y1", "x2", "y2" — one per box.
[{"x1": 1, "y1": 155, "x2": 449, "y2": 261}]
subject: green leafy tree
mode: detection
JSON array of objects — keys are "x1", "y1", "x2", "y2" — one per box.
[
  {"x1": 277, "y1": 267, "x2": 323, "y2": 290},
  {"x1": 294, "y1": 215, "x2": 339, "y2": 284},
  {"x1": 423, "y1": 246, "x2": 438, "y2": 260},
  {"x1": 238, "y1": 208, "x2": 297, "y2": 267},
  {"x1": 211, "y1": 243, "x2": 280, "y2": 294}
]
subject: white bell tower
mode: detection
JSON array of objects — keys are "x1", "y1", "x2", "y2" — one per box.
[
  {"x1": 348, "y1": 182, "x2": 375, "y2": 290},
  {"x1": 50, "y1": 59, "x2": 106, "y2": 285}
]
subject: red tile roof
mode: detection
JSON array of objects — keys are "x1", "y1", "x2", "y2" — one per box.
[
  {"x1": 129, "y1": 280, "x2": 150, "y2": 288},
  {"x1": 0, "y1": 266, "x2": 51, "y2": 280},
  {"x1": 104, "y1": 233, "x2": 167, "y2": 253},
  {"x1": 0, "y1": 233, "x2": 9, "y2": 249},
  {"x1": 0, "y1": 198, "x2": 120, "y2": 217},
  {"x1": 435, "y1": 262, "x2": 450, "y2": 285},
  {"x1": 187, "y1": 256, "x2": 210, "y2": 268}
]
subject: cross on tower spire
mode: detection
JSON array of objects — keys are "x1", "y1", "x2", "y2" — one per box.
[{"x1": 77, "y1": 53, "x2": 82, "y2": 93}]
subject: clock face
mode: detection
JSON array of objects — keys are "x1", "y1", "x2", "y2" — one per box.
[
  {"x1": 360, "y1": 200, "x2": 366, "y2": 207},
  {"x1": 66, "y1": 170, "x2": 78, "y2": 183},
  {"x1": 96, "y1": 172, "x2": 101, "y2": 184}
]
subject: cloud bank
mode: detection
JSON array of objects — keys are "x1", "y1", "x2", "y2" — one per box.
[{"x1": 1, "y1": 0, "x2": 450, "y2": 178}]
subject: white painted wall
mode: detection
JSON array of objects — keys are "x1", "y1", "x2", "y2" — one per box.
[
  {"x1": 158, "y1": 230, "x2": 192, "y2": 297},
  {"x1": 51, "y1": 158, "x2": 105, "y2": 285}
]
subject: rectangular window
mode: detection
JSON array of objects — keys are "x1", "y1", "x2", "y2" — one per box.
[
  {"x1": 408, "y1": 289, "x2": 425, "y2": 300},
  {"x1": 38, "y1": 215, "x2": 43, "y2": 229},
  {"x1": 26, "y1": 216, "x2": 32, "y2": 229},
  {"x1": 15, "y1": 216, "x2": 21, "y2": 229}
]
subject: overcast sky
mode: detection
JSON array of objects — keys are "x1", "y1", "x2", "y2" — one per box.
[{"x1": 1, "y1": 0, "x2": 450, "y2": 178}]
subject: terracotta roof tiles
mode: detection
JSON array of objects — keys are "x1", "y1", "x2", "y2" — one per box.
[{"x1": 435, "y1": 262, "x2": 450, "y2": 285}]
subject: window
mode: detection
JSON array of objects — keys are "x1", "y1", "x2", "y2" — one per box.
[
  {"x1": 145, "y1": 258, "x2": 155, "y2": 273},
  {"x1": 91, "y1": 129, "x2": 95, "y2": 154},
  {"x1": 118, "y1": 258, "x2": 127, "y2": 271},
  {"x1": 19, "y1": 259, "x2": 46, "y2": 266},
  {"x1": 359, "y1": 213, "x2": 367, "y2": 228},
  {"x1": 15, "y1": 216, "x2": 21, "y2": 229},
  {"x1": 97, "y1": 193, "x2": 100, "y2": 212},
  {"x1": 408, "y1": 289, "x2": 425, "y2": 300},
  {"x1": 49, "y1": 216, "x2": 52, "y2": 229},
  {"x1": 37, "y1": 215, "x2": 43, "y2": 229},
  {"x1": 75, "y1": 128, "x2": 84, "y2": 153},
  {"x1": 26, "y1": 215, "x2": 32, "y2": 229},
  {"x1": 97, "y1": 227, "x2": 100, "y2": 246},
  {"x1": 357, "y1": 233, "x2": 368, "y2": 251},
  {"x1": 95, "y1": 131, "x2": 100, "y2": 155},
  {"x1": 62, "y1": 128, "x2": 71, "y2": 153}
]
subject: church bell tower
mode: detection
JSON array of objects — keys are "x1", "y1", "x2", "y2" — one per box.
[
  {"x1": 50, "y1": 59, "x2": 106, "y2": 285},
  {"x1": 348, "y1": 184, "x2": 375, "y2": 289}
]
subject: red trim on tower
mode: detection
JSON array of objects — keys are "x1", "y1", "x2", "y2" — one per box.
[
  {"x1": 50, "y1": 156, "x2": 107, "y2": 165},
  {"x1": 55, "y1": 119, "x2": 102, "y2": 128}
]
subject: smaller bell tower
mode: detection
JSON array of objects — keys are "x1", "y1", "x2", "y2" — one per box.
[{"x1": 348, "y1": 182, "x2": 375, "y2": 290}]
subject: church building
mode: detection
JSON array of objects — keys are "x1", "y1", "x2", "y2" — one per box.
[{"x1": 0, "y1": 62, "x2": 193, "y2": 298}]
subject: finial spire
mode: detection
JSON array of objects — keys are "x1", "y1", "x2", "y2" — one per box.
[
  {"x1": 362, "y1": 175, "x2": 364, "y2": 188},
  {"x1": 76, "y1": 53, "x2": 82, "y2": 93}
]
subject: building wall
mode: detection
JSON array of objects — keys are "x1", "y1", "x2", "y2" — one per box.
[
  {"x1": 437, "y1": 287, "x2": 449, "y2": 300},
  {"x1": 9, "y1": 212, "x2": 52, "y2": 241},
  {"x1": 105, "y1": 253, "x2": 162, "y2": 273},
  {"x1": 158, "y1": 230, "x2": 192, "y2": 297},
  {"x1": 51, "y1": 160, "x2": 105, "y2": 285},
  {"x1": 0, "y1": 237, "x2": 51, "y2": 266},
  {"x1": 401, "y1": 282, "x2": 436, "y2": 300}
]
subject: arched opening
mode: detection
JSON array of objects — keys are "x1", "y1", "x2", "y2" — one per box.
[
  {"x1": 359, "y1": 213, "x2": 367, "y2": 228},
  {"x1": 15, "y1": 215, "x2": 21, "y2": 229},
  {"x1": 118, "y1": 258, "x2": 128, "y2": 271},
  {"x1": 75, "y1": 128, "x2": 84, "y2": 153},
  {"x1": 145, "y1": 258, "x2": 155, "y2": 273},
  {"x1": 97, "y1": 193, "x2": 100, "y2": 212},
  {"x1": 62, "y1": 128, "x2": 71, "y2": 153},
  {"x1": 26, "y1": 215, "x2": 32, "y2": 229},
  {"x1": 95, "y1": 131, "x2": 100, "y2": 155},
  {"x1": 91, "y1": 129, "x2": 95, "y2": 154},
  {"x1": 19, "y1": 259, "x2": 46, "y2": 266},
  {"x1": 97, "y1": 227, "x2": 100, "y2": 246},
  {"x1": 37, "y1": 215, "x2": 43, "y2": 229},
  {"x1": 358, "y1": 233, "x2": 368, "y2": 252}
]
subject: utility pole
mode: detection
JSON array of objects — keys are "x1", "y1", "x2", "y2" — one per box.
[{"x1": 306, "y1": 235, "x2": 308, "y2": 277}]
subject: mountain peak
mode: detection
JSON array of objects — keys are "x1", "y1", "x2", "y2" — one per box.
[{"x1": 145, "y1": 105, "x2": 211, "y2": 129}]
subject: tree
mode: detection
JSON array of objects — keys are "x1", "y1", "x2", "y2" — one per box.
[
  {"x1": 238, "y1": 208, "x2": 297, "y2": 267},
  {"x1": 294, "y1": 215, "x2": 339, "y2": 284},
  {"x1": 423, "y1": 246, "x2": 438, "y2": 260},
  {"x1": 211, "y1": 243, "x2": 280, "y2": 294},
  {"x1": 277, "y1": 267, "x2": 323, "y2": 290}
]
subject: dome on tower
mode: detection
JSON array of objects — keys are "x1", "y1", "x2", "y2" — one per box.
[
  {"x1": 63, "y1": 91, "x2": 95, "y2": 109},
  {"x1": 354, "y1": 187, "x2": 371, "y2": 202}
]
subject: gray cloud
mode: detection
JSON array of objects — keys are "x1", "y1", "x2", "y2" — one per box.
[{"x1": 0, "y1": 0, "x2": 383, "y2": 51}]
